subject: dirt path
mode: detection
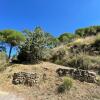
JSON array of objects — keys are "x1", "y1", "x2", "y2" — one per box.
[{"x1": 0, "y1": 91, "x2": 24, "y2": 100}]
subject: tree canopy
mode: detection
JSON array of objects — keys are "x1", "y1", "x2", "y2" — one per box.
[
  {"x1": 75, "y1": 26, "x2": 100, "y2": 37},
  {"x1": 58, "y1": 33, "x2": 75, "y2": 43},
  {"x1": 0, "y1": 30, "x2": 25, "y2": 58},
  {"x1": 18, "y1": 27, "x2": 47, "y2": 63}
]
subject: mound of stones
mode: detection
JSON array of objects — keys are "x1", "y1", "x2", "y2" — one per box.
[
  {"x1": 56, "y1": 68, "x2": 97, "y2": 83},
  {"x1": 12, "y1": 72, "x2": 39, "y2": 87}
]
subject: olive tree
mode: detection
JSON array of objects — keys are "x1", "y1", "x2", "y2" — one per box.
[{"x1": 18, "y1": 27, "x2": 47, "y2": 63}]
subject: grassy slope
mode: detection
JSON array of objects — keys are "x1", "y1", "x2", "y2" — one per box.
[
  {"x1": 0, "y1": 35, "x2": 100, "y2": 100},
  {"x1": 0, "y1": 62, "x2": 100, "y2": 100}
]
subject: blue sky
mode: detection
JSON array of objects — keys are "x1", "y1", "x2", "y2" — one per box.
[
  {"x1": 0, "y1": 0, "x2": 100, "y2": 37},
  {"x1": 0, "y1": 0, "x2": 100, "y2": 56}
]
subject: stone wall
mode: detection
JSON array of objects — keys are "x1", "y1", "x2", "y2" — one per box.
[
  {"x1": 12, "y1": 72, "x2": 39, "y2": 87},
  {"x1": 56, "y1": 68, "x2": 97, "y2": 83}
]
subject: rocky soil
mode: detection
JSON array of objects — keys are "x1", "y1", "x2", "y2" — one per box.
[{"x1": 0, "y1": 62, "x2": 100, "y2": 100}]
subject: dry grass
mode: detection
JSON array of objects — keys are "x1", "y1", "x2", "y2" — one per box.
[
  {"x1": 67, "y1": 36, "x2": 96, "y2": 47},
  {"x1": 67, "y1": 34, "x2": 100, "y2": 47},
  {"x1": 0, "y1": 52, "x2": 8, "y2": 71},
  {"x1": 0, "y1": 62, "x2": 100, "y2": 100}
]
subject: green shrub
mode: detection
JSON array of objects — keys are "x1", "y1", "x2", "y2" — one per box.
[
  {"x1": 63, "y1": 77, "x2": 73, "y2": 90},
  {"x1": 18, "y1": 27, "x2": 47, "y2": 64},
  {"x1": 58, "y1": 33, "x2": 75, "y2": 44},
  {"x1": 57, "y1": 77, "x2": 73, "y2": 93}
]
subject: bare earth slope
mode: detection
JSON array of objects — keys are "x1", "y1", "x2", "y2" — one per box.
[
  {"x1": 0, "y1": 90, "x2": 24, "y2": 100},
  {"x1": 0, "y1": 62, "x2": 100, "y2": 100}
]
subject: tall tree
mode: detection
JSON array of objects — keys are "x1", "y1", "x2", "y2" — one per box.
[{"x1": 0, "y1": 30, "x2": 25, "y2": 59}]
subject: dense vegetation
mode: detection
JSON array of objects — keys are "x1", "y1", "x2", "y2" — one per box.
[
  {"x1": 75, "y1": 26, "x2": 100, "y2": 37},
  {"x1": 0, "y1": 25, "x2": 100, "y2": 65}
]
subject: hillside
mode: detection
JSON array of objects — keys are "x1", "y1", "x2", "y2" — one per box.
[
  {"x1": 0, "y1": 29, "x2": 100, "y2": 100},
  {"x1": 50, "y1": 34, "x2": 100, "y2": 71},
  {"x1": 0, "y1": 62, "x2": 100, "y2": 100}
]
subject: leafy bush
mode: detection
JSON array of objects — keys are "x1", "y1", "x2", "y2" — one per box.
[
  {"x1": 18, "y1": 27, "x2": 47, "y2": 63},
  {"x1": 57, "y1": 77, "x2": 73, "y2": 93}
]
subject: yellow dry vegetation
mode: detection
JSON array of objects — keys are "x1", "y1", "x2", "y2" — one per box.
[{"x1": 0, "y1": 62, "x2": 100, "y2": 100}]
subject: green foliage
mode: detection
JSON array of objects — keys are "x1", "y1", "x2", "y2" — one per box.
[
  {"x1": 75, "y1": 28, "x2": 85, "y2": 37},
  {"x1": 44, "y1": 33, "x2": 60, "y2": 48},
  {"x1": 75, "y1": 26, "x2": 100, "y2": 37},
  {"x1": 57, "y1": 77, "x2": 73, "y2": 93},
  {"x1": 0, "y1": 30, "x2": 25, "y2": 59},
  {"x1": 45, "y1": 32, "x2": 54, "y2": 48},
  {"x1": 18, "y1": 27, "x2": 47, "y2": 63},
  {"x1": 0, "y1": 30, "x2": 25, "y2": 46},
  {"x1": 63, "y1": 77, "x2": 73, "y2": 90},
  {"x1": 52, "y1": 38, "x2": 60, "y2": 47},
  {"x1": 58, "y1": 33, "x2": 75, "y2": 43}
]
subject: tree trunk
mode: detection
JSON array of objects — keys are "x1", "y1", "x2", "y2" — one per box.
[{"x1": 9, "y1": 45, "x2": 13, "y2": 59}]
